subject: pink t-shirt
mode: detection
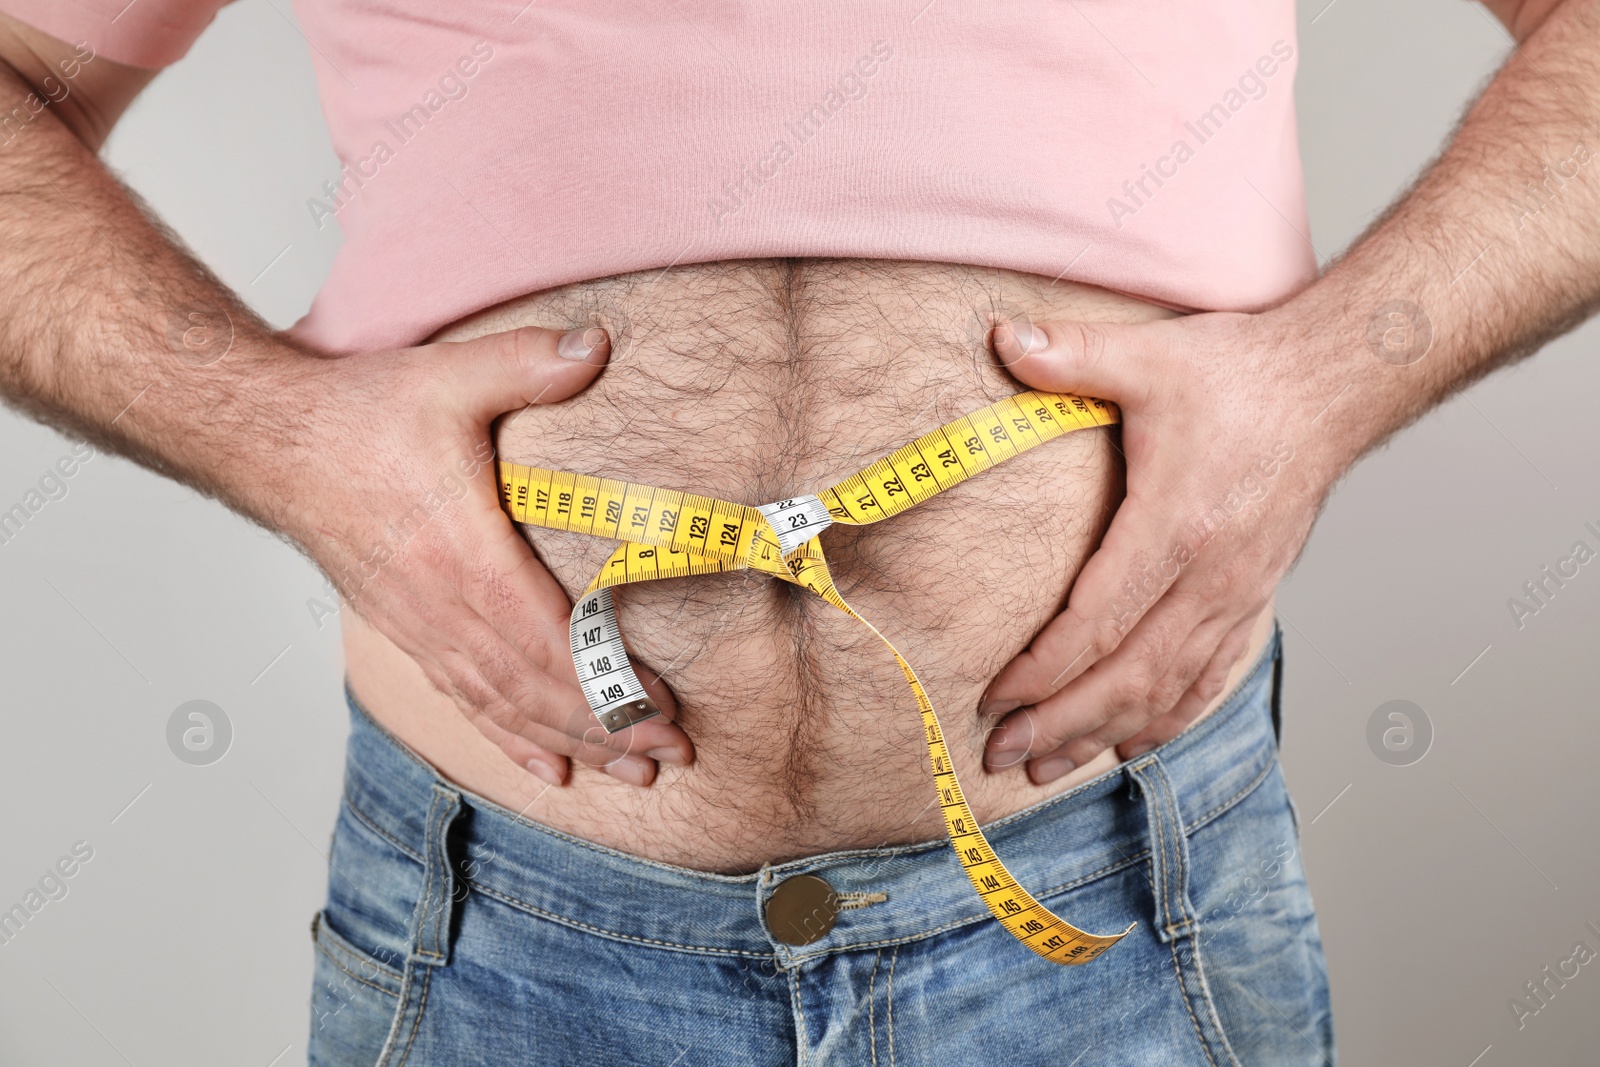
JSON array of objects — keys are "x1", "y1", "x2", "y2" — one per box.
[{"x1": 3, "y1": 0, "x2": 1315, "y2": 354}]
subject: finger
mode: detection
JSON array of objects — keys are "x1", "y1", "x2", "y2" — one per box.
[
  {"x1": 453, "y1": 617, "x2": 688, "y2": 765},
  {"x1": 427, "y1": 643, "x2": 661, "y2": 786},
  {"x1": 985, "y1": 596, "x2": 1200, "y2": 771},
  {"x1": 433, "y1": 324, "x2": 612, "y2": 424},
  {"x1": 1142, "y1": 610, "x2": 1239, "y2": 721},
  {"x1": 1030, "y1": 607, "x2": 1254, "y2": 777},
  {"x1": 471, "y1": 698, "x2": 657, "y2": 788},
  {"x1": 1021, "y1": 612, "x2": 1237, "y2": 782},
  {"x1": 461, "y1": 513, "x2": 695, "y2": 765},
  {"x1": 399, "y1": 588, "x2": 677, "y2": 766},
  {"x1": 990, "y1": 317, "x2": 1166, "y2": 406},
  {"x1": 401, "y1": 612, "x2": 608, "y2": 757},
  {"x1": 457, "y1": 703, "x2": 571, "y2": 786},
  {"x1": 981, "y1": 494, "x2": 1189, "y2": 713},
  {"x1": 1116, "y1": 614, "x2": 1259, "y2": 760}
]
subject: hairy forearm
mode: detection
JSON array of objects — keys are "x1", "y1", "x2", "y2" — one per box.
[
  {"x1": 1275, "y1": 0, "x2": 1600, "y2": 474},
  {"x1": 0, "y1": 60, "x2": 315, "y2": 530}
]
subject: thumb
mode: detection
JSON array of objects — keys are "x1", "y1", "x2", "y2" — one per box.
[
  {"x1": 435, "y1": 325, "x2": 610, "y2": 424},
  {"x1": 992, "y1": 318, "x2": 1162, "y2": 406}
]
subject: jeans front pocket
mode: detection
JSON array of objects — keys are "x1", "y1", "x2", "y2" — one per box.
[
  {"x1": 308, "y1": 785, "x2": 463, "y2": 1067},
  {"x1": 1126, "y1": 754, "x2": 1244, "y2": 1067},
  {"x1": 1184, "y1": 762, "x2": 1336, "y2": 1066},
  {"x1": 310, "y1": 910, "x2": 406, "y2": 1066}
]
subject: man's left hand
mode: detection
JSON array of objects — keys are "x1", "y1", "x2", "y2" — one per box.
[{"x1": 980, "y1": 310, "x2": 1348, "y2": 783}]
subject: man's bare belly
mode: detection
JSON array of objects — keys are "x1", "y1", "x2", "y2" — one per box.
[{"x1": 342, "y1": 259, "x2": 1274, "y2": 873}]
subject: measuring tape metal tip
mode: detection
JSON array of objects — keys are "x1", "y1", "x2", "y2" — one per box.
[{"x1": 595, "y1": 698, "x2": 661, "y2": 733}]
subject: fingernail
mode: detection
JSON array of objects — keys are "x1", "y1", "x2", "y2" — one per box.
[
  {"x1": 525, "y1": 757, "x2": 563, "y2": 786},
  {"x1": 1003, "y1": 322, "x2": 1047, "y2": 357},
  {"x1": 557, "y1": 326, "x2": 608, "y2": 361},
  {"x1": 1033, "y1": 757, "x2": 1076, "y2": 783},
  {"x1": 979, "y1": 698, "x2": 1022, "y2": 719},
  {"x1": 606, "y1": 754, "x2": 655, "y2": 787},
  {"x1": 1122, "y1": 742, "x2": 1155, "y2": 759},
  {"x1": 646, "y1": 745, "x2": 689, "y2": 767},
  {"x1": 985, "y1": 746, "x2": 1030, "y2": 772},
  {"x1": 986, "y1": 720, "x2": 1029, "y2": 754}
]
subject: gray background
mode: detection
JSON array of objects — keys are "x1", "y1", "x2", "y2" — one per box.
[{"x1": 0, "y1": 1, "x2": 1594, "y2": 1064}]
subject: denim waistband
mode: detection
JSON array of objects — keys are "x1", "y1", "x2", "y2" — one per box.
[{"x1": 341, "y1": 625, "x2": 1282, "y2": 966}]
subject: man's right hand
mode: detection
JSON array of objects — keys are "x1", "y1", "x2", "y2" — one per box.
[{"x1": 270, "y1": 325, "x2": 693, "y2": 787}]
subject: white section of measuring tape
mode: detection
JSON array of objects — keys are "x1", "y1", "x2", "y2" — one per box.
[
  {"x1": 756, "y1": 495, "x2": 834, "y2": 556},
  {"x1": 570, "y1": 586, "x2": 658, "y2": 731}
]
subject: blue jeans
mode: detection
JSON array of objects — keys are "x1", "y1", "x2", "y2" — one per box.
[{"x1": 311, "y1": 626, "x2": 1334, "y2": 1065}]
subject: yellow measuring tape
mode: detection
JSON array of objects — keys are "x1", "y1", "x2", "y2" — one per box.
[{"x1": 497, "y1": 390, "x2": 1134, "y2": 964}]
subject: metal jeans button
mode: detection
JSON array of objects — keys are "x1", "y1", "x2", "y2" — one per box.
[{"x1": 765, "y1": 874, "x2": 839, "y2": 946}]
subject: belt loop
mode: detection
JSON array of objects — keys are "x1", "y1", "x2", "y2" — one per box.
[
  {"x1": 1126, "y1": 755, "x2": 1195, "y2": 944},
  {"x1": 409, "y1": 783, "x2": 464, "y2": 967},
  {"x1": 1269, "y1": 621, "x2": 1285, "y2": 747}
]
